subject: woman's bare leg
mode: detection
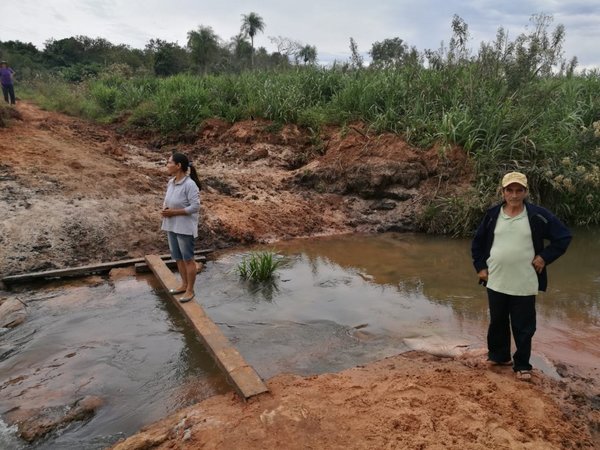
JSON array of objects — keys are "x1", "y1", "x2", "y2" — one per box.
[
  {"x1": 183, "y1": 259, "x2": 197, "y2": 297},
  {"x1": 175, "y1": 260, "x2": 188, "y2": 291}
]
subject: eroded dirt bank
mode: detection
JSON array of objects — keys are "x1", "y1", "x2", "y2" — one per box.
[
  {"x1": 1, "y1": 103, "x2": 598, "y2": 448},
  {"x1": 0, "y1": 102, "x2": 470, "y2": 277}
]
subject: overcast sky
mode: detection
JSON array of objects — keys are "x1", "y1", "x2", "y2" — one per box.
[{"x1": 3, "y1": 1, "x2": 600, "y2": 70}]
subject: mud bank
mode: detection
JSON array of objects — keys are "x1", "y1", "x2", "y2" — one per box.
[{"x1": 0, "y1": 102, "x2": 469, "y2": 277}]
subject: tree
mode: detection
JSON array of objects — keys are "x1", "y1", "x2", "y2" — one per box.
[
  {"x1": 108, "y1": 44, "x2": 146, "y2": 71},
  {"x1": 370, "y1": 37, "x2": 408, "y2": 68},
  {"x1": 448, "y1": 14, "x2": 470, "y2": 64},
  {"x1": 475, "y1": 13, "x2": 572, "y2": 88},
  {"x1": 0, "y1": 40, "x2": 39, "y2": 58},
  {"x1": 43, "y1": 37, "x2": 85, "y2": 67},
  {"x1": 297, "y1": 45, "x2": 317, "y2": 65},
  {"x1": 145, "y1": 39, "x2": 189, "y2": 76},
  {"x1": 349, "y1": 37, "x2": 363, "y2": 69},
  {"x1": 513, "y1": 13, "x2": 566, "y2": 78},
  {"x1": 187, "y1": 25, "x2": 221, "y2": 73},
  {"x1": 240, "y1": 12, "x2": 265, "y2": 68},
  {"x1": 44, "y1": 36, "x2": 119, "y2": 67},
  {"x1": 0, "y1": 40, "x2": 44, "y2": 76},
  {"x1": 228, "y1": 34, "x2": 253, "y2": 71},
  {"x1": 268, "y1": 36, "x2": 301, "y2": 62}
]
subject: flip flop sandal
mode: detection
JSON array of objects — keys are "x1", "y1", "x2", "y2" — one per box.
[
  {"x1": 168, "y1": 288, "x2": 186, "y2": 294},
  {"x1": 178, "y1": 294, "x2": 195, "y2": 303},
  {"x1": 516, "y1": 370, "x2": 532, "y2": 381}
]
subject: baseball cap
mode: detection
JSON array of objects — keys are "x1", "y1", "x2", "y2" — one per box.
[{"x1": 501, "y1": 171, "x2": 528, "y2": 188}]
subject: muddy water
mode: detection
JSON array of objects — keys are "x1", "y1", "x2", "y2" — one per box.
[
  {"x1": 0, "y1": 274, "x2": 230, "y2": 449},
  {"x1": 1, "y1": 230, "x2": 599, "y2": 448},
  {"x1": 200, "y1": 229, "x2": 600, "y2": 379}
]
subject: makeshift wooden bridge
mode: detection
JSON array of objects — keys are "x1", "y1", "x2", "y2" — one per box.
[
  {"x1": 144, "y1": 254, "x2": 269, "y2": 400},
  {"x1": 1, "y1": 249, "x2": 211, "y2": 286},
  {"x1": 1, "y1": 250, "x2": 268, "y2": 400}
]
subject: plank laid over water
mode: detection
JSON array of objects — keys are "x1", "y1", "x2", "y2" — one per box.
[
  {"x1": 134, "y1": 255, "x2": 206, "y2": 273},
  {"x1": 2, "y1": 249, "x2": 214, "y2": 285},
  {"x1": 144, "y1": 254, "x2": 268, "y2": 400}
]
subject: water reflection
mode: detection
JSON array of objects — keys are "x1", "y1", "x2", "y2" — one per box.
[{"x1": 270, "y1": 231, "x2": 600, "y2": 326}]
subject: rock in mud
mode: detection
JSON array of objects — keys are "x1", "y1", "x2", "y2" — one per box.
[
  {"x1": 0, "y1": 297, "x2": 27, "y2": 328},
  {"x1": 5, "y1": 395, "x2": 103, "y2": 443}
]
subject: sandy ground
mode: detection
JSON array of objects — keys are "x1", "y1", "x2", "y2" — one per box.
[
  {"x1": 114, "y1": 351, "x2": 598, "y2": 450},
  {"x1": 0, "y1": 103, "x2": 598, "y2": 448}
]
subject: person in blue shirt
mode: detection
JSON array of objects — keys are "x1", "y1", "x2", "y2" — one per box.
[
  {"x1": 471, "y1": 172, "x2": 571, "y2": 381},
  {"x1": 0, "y1": 61, "x2": 16, "y2": 105}
]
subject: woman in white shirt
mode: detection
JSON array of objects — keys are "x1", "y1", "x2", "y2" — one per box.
[{"x1": 161, "y1": 152, "x2": 201, "y2": 302}]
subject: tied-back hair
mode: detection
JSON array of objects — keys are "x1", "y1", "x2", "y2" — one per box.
[{"x1": 172, "y1": 151, "x2": 201, "y2": 190}]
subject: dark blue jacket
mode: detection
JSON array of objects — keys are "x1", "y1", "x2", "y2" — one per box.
[{"x1": 471, "y1": 202, "x2": 572, "y2": 292}]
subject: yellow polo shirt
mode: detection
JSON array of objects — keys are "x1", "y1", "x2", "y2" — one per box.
[{"x1": 486, "y1": 207, "x2": 539, "y2": 296}]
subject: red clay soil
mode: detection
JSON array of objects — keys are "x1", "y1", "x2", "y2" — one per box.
[
  {"x1": 113, "y1": 351, "x2": 598, "y2": 450},
  {"x1": 1, "y1": 103, "x2": 598, "y2": 449},
  {"x1": 0, "y1": 102, "x2": 471, "y2": 277}
]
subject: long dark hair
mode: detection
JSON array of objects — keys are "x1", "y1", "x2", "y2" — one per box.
[{"x1": 172, "y1": 152, "x2": 201, "y2": 189}]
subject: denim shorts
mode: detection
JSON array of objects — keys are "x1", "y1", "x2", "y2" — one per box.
[{"x1": 167, "y1": 232, "x2": 195, "y2": 261}]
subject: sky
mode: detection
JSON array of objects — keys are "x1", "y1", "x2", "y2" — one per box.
[{"x1": 3, "y1": 0, "x2": 600, "y2": 70}]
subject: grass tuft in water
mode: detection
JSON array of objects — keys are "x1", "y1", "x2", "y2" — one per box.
[{"x1": 236, "y1": 251, "x2": 282, "y2": 282}]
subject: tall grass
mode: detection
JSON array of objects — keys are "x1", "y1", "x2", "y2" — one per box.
[{"x1": 22, "y1": 65, "x2": 600, "y2": 232}]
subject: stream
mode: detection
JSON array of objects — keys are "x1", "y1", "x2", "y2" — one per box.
[{"x1": 1, "y1": 230, "x2": 598, "y2": 448}]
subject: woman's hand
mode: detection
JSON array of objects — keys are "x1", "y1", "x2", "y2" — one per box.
[
  {"x1": 161, "y1": 208, "x2": 178, "y2": 217},
  {"x1": 478, "y1": 269, "x2": 488, "y2": 282},
  {"x1": 532, "y1": 255, "x2": 545, "y2": 273}
]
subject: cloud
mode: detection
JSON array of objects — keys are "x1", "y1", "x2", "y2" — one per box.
[{"x1": 3, "y1": 0, "x2": 599, "y2": 68}]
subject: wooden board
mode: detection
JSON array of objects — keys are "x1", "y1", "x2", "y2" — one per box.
[
  {"x1": 134, "y1": 255, "x2": 206, "y2": 273},
  {"x1": 144, "y1": 254, "x2": 269, "y2": 400},
  {"x1": 2, "y1": 249, "x2": 213, "y2": 285}
]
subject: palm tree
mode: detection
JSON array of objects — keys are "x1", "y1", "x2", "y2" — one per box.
[
  {"x1": 240, "y1": 12, "x2": 265, "y2": 68},
  {"x1": 297, "y1": 45, "x2": 317, "y2": 65},
  {"x1": 187, "y1": 26, "x2": 220, "y2": 73}
]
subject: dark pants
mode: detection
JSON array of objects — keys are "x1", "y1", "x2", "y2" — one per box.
[
  {"x1": 486, "y1": 288, "x2": 536, "y2": 371},
  {"x1": 2, "y1": 84, "x2": 15, "y2": 104}
]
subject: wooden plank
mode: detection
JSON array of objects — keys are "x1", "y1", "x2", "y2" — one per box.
[
  {"x1": 144, "y1": 254, "x2": 269, "y2": 400},
  {"x1": 2, "y1": 249, "x2": 214, "y2": 285},
  {"x1": 134, "y1": 255, "x2": 206, "y2": 273}
]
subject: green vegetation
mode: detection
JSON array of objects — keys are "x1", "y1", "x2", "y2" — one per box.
[
  {"x1": 3, "y1": 13, "x2": 600, "y2": 233},
  {"x1": 236, "y1": 251, "x2": 282, "y2": 282}
]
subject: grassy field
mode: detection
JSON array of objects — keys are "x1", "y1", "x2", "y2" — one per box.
[{"x1": 21, "y1": 65, "x2": 600, "y2": 234}]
